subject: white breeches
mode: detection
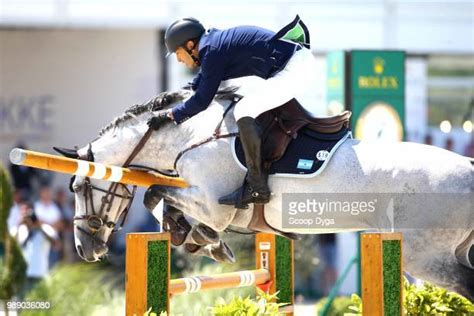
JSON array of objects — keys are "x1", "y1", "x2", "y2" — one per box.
[{"x1": 233, "y1": 48, "x2": 322, "y2": 121}]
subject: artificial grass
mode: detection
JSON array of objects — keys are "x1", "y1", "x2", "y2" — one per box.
[
  {"x1": 382, "y1": 239, "x2": 402, "y2": 316},
  {"x1": 275, "y1": 236, "x2": 293, "y2": 305},
  {"x1": 147, "y1": 240, "x2": 169, "y2": 314}
]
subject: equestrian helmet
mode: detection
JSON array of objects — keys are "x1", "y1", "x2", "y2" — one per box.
[{"x1": 164, "y1": 17, "x2": 205, "y2": 56}]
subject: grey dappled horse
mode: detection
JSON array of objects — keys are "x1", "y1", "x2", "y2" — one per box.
[{"x1": 61, "y1": 87, "x2": 473, "y2": 300}]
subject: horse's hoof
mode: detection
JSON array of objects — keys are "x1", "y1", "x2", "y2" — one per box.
[
  {"x1": 184, "y1": 243, "x2": 201, "y2": 254},
  {"x1": 187, "y1": 224, "x2": 220, "y2": 246},
  {"x1": 185, "y1": 241, "x2": 235, "y2": 263},
  {"x1": 143, "y1": 186, "x2": 164, "y2": 210},
  {"x1": 210, "y1": 240, "x2": 236, "y2": 264}
]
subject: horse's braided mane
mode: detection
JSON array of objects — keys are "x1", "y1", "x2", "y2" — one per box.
[{"x1": 98, "y1": 85, "x2": 240, "y2": 137}]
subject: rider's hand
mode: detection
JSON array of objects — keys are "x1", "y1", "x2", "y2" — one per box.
[{"x1": 147, "y1": 110, "x2": 173, "y2": 130}]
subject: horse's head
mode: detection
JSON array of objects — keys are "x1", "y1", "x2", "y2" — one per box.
[
  {"x1": 55, "y1": 146, "x2": 136, "y2": 262},
  {"x1": 56, "y1": 91, "x2": 195, "y2": 261}
]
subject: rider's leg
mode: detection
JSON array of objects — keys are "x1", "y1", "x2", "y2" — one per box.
[
  {"x1": 218, "y1": 116, "x2": 270, "y2": 207},
  {"x1": 219, "y1": 48, "x2": 319, "y2": 208}
]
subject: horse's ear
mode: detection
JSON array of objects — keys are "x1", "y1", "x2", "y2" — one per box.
[{"x1": 53, "y1": 147, "x2": 79, "y2": 159}]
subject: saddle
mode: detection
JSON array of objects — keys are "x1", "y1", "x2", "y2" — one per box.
[
  {"x1": 256, "y1": 98, "x2": 352, "y2": 168},
  {"x1": 243, "y1": 100, "x2": 351, "y2": 240}
]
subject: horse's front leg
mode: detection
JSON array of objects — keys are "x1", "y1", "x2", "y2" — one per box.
[
  {"x1": 143, "y1": 185, "x2": 235, "y2": 263},
  {"x1": 163, "y1": 204, "x2": 219, "y2": 246},
  {"x1": 164, "y1": 205, "x2": 235, "y2": 263},
  {"x1": 144, "y1": 184, "x2": 235, "y2": 231}
]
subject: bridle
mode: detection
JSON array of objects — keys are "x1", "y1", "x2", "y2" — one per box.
[
  {"x1": 73, "y1": 129, "x2": 154, "y2": 247},
  {"x1": 73, "y1": 96, "x2": 241, "y2": 248},
  {"x1": 73, "y1": 175, "x2": 136, "y2": 246}
]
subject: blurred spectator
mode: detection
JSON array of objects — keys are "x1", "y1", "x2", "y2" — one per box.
[
  {"x1": 10, "y1": 202, "x2": 59, "y2": 298},
  {"x1": 34, "y1": 186, "x2": 63, "y2": 267},
  {"x1": 54, "y1": 188, "x2": 77, "y2": 262},
  {"x1": 464, "y1": 138, "x2": 474, "y2": 158},
  {"x1": 9, "y1": 142, "x2": 38, "y2": 197},
  {"x1": 7, "y1": 190, "x2": 24, "y2": 231},
  {"x1": 34, "y1": 186, "x2": 63, "y2": 230},
  {"x1": 424, "y1": 134, "x2": 433, "y2": 146},
  {"x1": 445, "y1": 137, "x2": 454, "y2": 151},
  {"x1": 319, "y1": 234, "x2": 338, "y2": 296}
]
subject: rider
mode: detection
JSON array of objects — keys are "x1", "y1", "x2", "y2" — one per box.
[{"x1": 148, "y1": 16, "x2": 318, "y2": 208}]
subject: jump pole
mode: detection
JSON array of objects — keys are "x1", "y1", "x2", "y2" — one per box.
[
  {"x1": 9, "y1": 148, "x2": 187, "y2": 188},
  {"x1": 125, "y1": 232, "x2": 294, "y2": 315}
]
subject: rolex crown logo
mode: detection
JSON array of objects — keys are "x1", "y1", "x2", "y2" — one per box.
[{"x1": 373, "y1": 57, "x2": 385, "y2": 74}]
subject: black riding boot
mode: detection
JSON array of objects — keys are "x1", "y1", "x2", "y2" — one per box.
[{"x1": 218, "y1": 117, "x2": 270, "y2": 209}]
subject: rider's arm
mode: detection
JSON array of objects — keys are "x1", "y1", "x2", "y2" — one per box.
[
  {"x1": 189, "y1": 72, "x2": 202, "y2": 91},
  {"x1": 172, "y1": 49, "x2": 226, "y2": 124},
  {"x1": 181, "y1": 71, "x2": 202, "y2": 91}
]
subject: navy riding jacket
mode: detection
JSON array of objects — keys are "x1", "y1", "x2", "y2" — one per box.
[{"x1": 171, "y1": 25, "x2": 300, "y2": 124}]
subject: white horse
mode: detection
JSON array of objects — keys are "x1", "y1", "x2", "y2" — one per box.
[{"x1": 60, "y1": 88, "x2": 473, "y2": 300}]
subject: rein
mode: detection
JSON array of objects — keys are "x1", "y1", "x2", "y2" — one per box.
[{"x1": 173, "y1": 96, "x2": 241, "y2": 170}]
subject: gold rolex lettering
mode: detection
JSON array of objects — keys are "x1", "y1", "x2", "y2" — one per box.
[{"x1": 358, "y1": 76, "x2": 398, "y2": 89}]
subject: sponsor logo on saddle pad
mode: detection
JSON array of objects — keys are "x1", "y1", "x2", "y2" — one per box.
[
  {"x1": 297, "y1": 159, "x2": 314, "y2": 170},
  {"x1": 316, "y1": 150, "x2": 330, "y2": 161}
]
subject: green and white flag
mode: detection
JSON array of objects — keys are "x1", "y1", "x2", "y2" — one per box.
[{"x1": 273, "y1": 15, "x2": 310, "y2": 49}]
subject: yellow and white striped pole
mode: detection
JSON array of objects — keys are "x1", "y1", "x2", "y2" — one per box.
[
  {"x1": 169, "y1": 269, "x2": 270, "y2": 295},
  {"x1": 9, "y1": 148, "x2": 188, "y2": 188}
]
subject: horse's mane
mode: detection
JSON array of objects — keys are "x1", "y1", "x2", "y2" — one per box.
[{"x1": 98, "y1": 86, "x2": 240, "y2": 137}]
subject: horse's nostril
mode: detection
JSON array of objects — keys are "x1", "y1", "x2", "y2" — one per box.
[{"x1": 77, "y1": 245, "x2": 85, "y2": 258}]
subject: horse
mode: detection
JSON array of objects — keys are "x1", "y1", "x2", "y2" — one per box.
[{"x1": 57, "y1": 86, "x2": 474, "y2": 300}]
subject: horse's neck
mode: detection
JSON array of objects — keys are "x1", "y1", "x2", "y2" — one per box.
[
  {"x1": 91, "y1": 100, "x2": 235, "y2": 171},
  {"x1": 182, "y1": 100, "x2": 237, "y2": 137}
]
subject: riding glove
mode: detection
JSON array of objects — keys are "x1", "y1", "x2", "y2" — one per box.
[{"x1": 147, "y1": 110, "x2": 172, "y2": 130}]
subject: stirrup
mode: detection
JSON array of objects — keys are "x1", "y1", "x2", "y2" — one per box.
[
  {"x1": 218, "y1": 182, "x2": 270, "y2": 209},
  {"x1": 218, "y1": 186, "x2": 250, "y2": 209}
]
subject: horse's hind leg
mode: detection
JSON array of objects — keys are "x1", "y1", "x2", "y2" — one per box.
[
  {"x1": 403, "y1": 229, "x2": 474, "y2": 302},
  {"x1": 455, "y1": 230, "x2": 474, "y2": 270}
]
